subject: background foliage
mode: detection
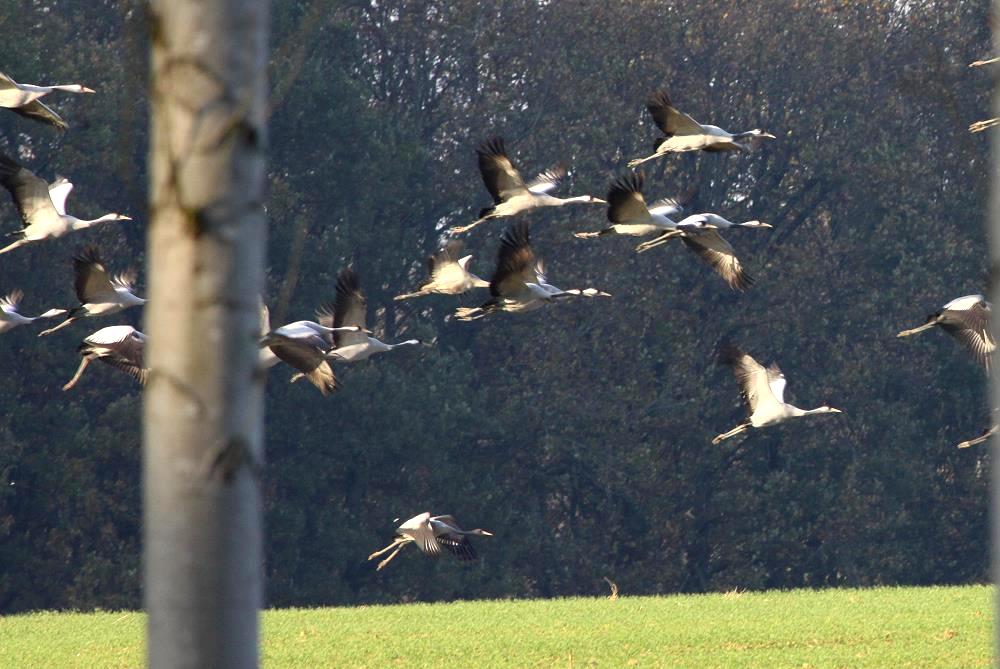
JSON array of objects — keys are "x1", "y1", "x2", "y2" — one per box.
[{"x1": 0, "y1": 0, "x2": 992, "y2": 611}]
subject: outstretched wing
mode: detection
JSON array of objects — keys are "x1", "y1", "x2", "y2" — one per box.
[
  {"x1": 941, "y1": 300, "x2": 995, "y2": 369},
  {"x1": 681, "y1": 229, "x2": 754, "y2": 291},
  {"x1": 73, "y1": 246, "x2": 119, "y2": 303},
  {"x1": 266, "y1": 333, "x2": 338, "y2": 395},
  {"x1": 606, "y1": 172, "x2": 650, "y2": 224},
  {"x1": 83, "y1": 326, "x2": 148, "y2": 385},
  {"x1": 332, "y1": 268, "x2": 369, "y2": 348},
  {"x1": 646, "y1": 90, "x2": 704, "y2": 136},
  {"x1": 525, "y1": 164, "x2": 567, "y2": 195},
  {"x1": 47, "y1": 177, "x2": 74, "y2": 216},
  {"x1": 719, "y1": 345, "x2": 780, "y2": 413},
  {"x1": 0, "y1": 153, "x2": 60, "y2": 226},
  {"x1": 490, "y1": 221, "x2": 536, "y2": 298},
  {"x1": 477, "y1": 137, "x2": 527, "y2": 203}
]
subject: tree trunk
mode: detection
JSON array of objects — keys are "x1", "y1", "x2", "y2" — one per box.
[
  {"x1": 990, "y1": 1, "x2": 1000, "y2": 658},
  {"x1": 144, "y1": 1, "x2": 269, "y2": 667}
]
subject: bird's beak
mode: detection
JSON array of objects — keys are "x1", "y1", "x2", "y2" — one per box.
[
  {"x1": 831, "y1": 408, "x2": 844, "y2": 413},
  {"x1": 589, "y1": 197, "x2": 607, "y2": 204},
  {"x1": 748, "y1": 220, "x2": 773, "y2": 228},
  {"x1": 119, "y1": 215, "x2": 133, "y2": 221},
  {"x1": 480, "y1": 530, "x2": 495, "y2": 536},
  {"x1": 82, "y1": 87, "x2": 96, "y2": 94},
  {"x1": 761, "y1": 132, "x2": 776, "y2": 139}
]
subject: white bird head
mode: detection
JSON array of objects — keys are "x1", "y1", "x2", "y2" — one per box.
[{"x1": 741, "y1": 220, "x2": 773, "y2": 228}]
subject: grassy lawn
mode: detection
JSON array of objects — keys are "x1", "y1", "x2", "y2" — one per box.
[{"x1": 0, "y1": 585, "x2": 990, "y2": 668}]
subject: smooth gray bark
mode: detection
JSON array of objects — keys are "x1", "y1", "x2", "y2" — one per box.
[{"x1": 144, "y1": 1, "x2": 269, "y2": 667}]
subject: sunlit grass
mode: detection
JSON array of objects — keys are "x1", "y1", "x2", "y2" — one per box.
[{"x1": 0, "y1": 585, "x2": 990, "y2": 668}]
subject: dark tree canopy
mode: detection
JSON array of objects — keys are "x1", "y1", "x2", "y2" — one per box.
[{"x1": 0, "y1": 0, "x2": 991, "y2": 611}]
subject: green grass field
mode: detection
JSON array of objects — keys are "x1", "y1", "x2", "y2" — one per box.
[{"x1": 0, "y1": 585, "x2": 991, "y2": 668}]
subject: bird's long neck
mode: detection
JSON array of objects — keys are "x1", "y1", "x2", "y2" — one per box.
[
  {"x1": 897, "y1": 319, "x2": 938, "y2": 337},
  {"x1": 68, "y1": 214, "x2": 122, "y2": 230},
  {"x1": 795, "y1": 406, "x2": 837, "y2": 417},
  {"x1": 536, "y1": 193, "x2": 596, "y2": 207}
]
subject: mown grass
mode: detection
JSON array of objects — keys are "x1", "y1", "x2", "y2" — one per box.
[{"x1": 0, "y1": 585, "x2": 990, "y2": 668}]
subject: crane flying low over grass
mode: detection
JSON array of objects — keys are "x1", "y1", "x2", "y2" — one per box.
[
  {"x1": 0, "y1": 70, "x2": 94, "y2": 130},
  {"x1": 896, "y1": 295, "x2": 994, "y2": 370},
  {"x1": 628, "y1": 91, "x2": 775, "y2": 168},
  {"x1": 395, "y1": 240, "x2": 489, "y2": 300},
  {"x1": 455, "y1": 221, "x2": 610, "y2": 321},
  {"x1": 712, "y1": 345, "x2": 842, "y2": 444},
  {"x1": 449, "y1": 137, "x2": 605, "y2": 235},
  {"x1": 367, "y1": 512, "x2": 494, "y2": 571},
  {"x1": 0, "y1": 289, "x2": 66, "y2": 334},
  {"x1": 38, "y1": 246, "x2": 145, "y2": 336},
  {"x1": 62, "y1": 325, "x2": 147, "y2": 391},
  {"x1": 0, "y1": 153, "x2": 132, "y2": 256}
]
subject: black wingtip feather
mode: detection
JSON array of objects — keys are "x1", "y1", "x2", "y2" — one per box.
[
  {"x1": 477, "y1": 136, "x2": 507, "y2": 158},
  {"x1": 718, "y1": 343, "x2": 746, "y2": 367}
]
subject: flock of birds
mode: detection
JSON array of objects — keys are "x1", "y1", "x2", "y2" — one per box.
[{"x1": 0, "y1": 64, "x2": 994, "y2": 570}]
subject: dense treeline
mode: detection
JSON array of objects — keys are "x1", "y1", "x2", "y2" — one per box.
[{"x1": 0, "y1": 0, "x2": 992, "y2": 612}]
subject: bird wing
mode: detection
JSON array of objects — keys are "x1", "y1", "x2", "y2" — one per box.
[
  {"x1": 430, "y1": 516, "x2": 478, "y2": 561},
  {"x1": 607, "y1": 172, "x2": 651, "y2": 224},
  {"x1": 720, "y1": 345, "x2": 779, "y2": 413},
  {"x1": 435, "y1": 533, "x2": 477, "y2": 561},
  {"x1": 414, "y1": 522, "x2": 441, "y2": 557},
  {"x1": 259, "y1": 303, "x2": 271, "y2": 337},
  {"x1": 47, "y1": 177, "x2": 74, "y2": 216},
  {"x1": 73, "y1": 247, "x2": 119, "y2": 303},
  {"x1": 112, "y1": 268, "x2": 138, "y2": 292},
  {"x1": 490, "y1": 221, "x2": 536, "y2": 297},
  {"x1": 766, "y1": 362, "x2": 787, "y2": 404},
  {"x1": 525, "y1": 164, "x2": 567, "y2": 195},
  {"x1": 941, "y1": 300, "x2": 995, "y2": 368},
  {"x1": 647, "y1": 197, "x2": 684, "y2": 219},
  {"x1": 266, "y1": 333, "x2": 338, "y2": 395},
  {"x1": 0, "y1": 153, "x2": 60, "y2": 227},
  {"x1": 7, "y1": 98, "x2": 67, "y2": 130},
  {"x1": 680, "y1": 230, "x2": 754, "y2": 291},
  {"x1": 332, "y1": 268, "x2": 369, "y2": 348},
  {"x1": 646, "y1": 91, "x2": 704, "y2": 136},
  {"x1": 84, "y1": 326, "x2": 148, "y2": 384},
  {"x1": 0, "y1": 71, "x2": 20, "y2": 92},
  {"x1": 1, "y1": 289, "x2": 23, "y2": 312},
  {"x1": 429, "y1": 240, "x2": 464, "y2": 278},
  {"x1": 477, "y1": 137, "x2": 527, "y2": 203}
]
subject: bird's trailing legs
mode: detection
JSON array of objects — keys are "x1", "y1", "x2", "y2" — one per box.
[
  {"x1": 627, "y1": 154, "x2": 658, "y2": 169},
  {"x1": 62, "y1": 357, "x2": 92, "y2": 391},
  {"x1": 635, "y1": 230, "x2": 684, "y2": 253},
  {"x1": 712, "y1": 421, "x2": 752, "y2": 444},
  {"x1": 957, "y1": 425, "x2": 999, "y2": 449},
  {"x1": 0, "y1": 238, "x2": 29, "y2": 256},
  {"x1": 970, "y1": 56, "x2": 1000, "y2": 67},
  {"x1": 38, "y1": 315, "x2": 78, "y2": 337},
  {"x1": 449, "y1": 215, "x2": 494, "y2": 236},
  {"x1": 970, "y1": 117, "x2": 1000, "y2": 133},
  {"x1": 367, "y1": 536, "x2": 412, "y2": 571},
  {"x1": 573, "y1": 229, "x2": 612, "y2": 239}
]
